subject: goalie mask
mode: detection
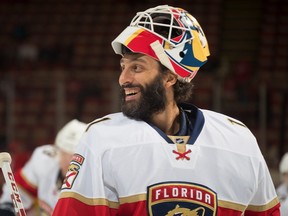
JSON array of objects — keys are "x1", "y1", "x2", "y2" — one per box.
[{"x1": 111, "y1": 5, "x2": 210, "y2": 82}]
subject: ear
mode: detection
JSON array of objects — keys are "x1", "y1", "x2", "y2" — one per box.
[{"x1": 164, "y1": 72, "x2": 177, "y2": 88}]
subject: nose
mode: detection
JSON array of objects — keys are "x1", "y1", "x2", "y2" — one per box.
[{"x1": 119, "y1": 67, "x2": 132, "y2": 86}]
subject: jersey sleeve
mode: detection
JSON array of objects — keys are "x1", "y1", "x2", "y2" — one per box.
[
  {"x1": 52, "y1": 127, "x2": 119, "y2": 216},
  {"x1": 244, "y1": 156, "x2": 280, "y2": 216}
]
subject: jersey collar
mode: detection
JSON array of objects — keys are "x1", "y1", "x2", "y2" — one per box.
[{"x1": 149, "y1": 103, "x2": 205, "y2": 145}]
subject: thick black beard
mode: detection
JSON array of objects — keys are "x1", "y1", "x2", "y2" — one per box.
[{"x1": 120, "y1": 74, "x2": 167, "y2": 122}]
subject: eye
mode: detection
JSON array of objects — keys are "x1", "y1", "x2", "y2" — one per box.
[{"x1": 132, "y1": 64, "x2": 143, "y2": 72}]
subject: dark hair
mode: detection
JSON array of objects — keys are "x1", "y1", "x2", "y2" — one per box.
[
  {"x1": 159, "y1": 64, "x2": 194, "y2": 104},
  {"x1": 121, "y1": 45, "x2": 132, "y2": 55}
]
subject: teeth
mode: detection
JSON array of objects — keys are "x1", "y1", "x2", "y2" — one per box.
[{"x1": 126, "y1": 90, "x2": 137, "y2": 96}]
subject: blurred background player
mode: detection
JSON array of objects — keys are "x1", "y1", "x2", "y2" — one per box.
[
  {"x1": 53, "y1": 5, "x2": 280, "y2": 216},
  {"x1": 276, "y1": 152, "x2": 288, "y2": 215},
  {"x1": 0, "y1": 119, "x2": 87, "y2": 216}
]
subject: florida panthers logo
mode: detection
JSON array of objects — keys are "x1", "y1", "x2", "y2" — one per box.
[
  {"x1": 62, "y1": 163, "x2": 80, "y2": 189},
  {"x1": 147, "y1": 182, "x2": 217, "y2": 216},
  {"x1": 61, "y1": 154, "x2": 84, "y2": 190},
  {"x1": 166, "y1": 205, "x2": 205, "y2": 216}
]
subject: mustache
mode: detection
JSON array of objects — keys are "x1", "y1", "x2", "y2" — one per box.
[{"x1": 120, "y1": 83, "x2": 143, "y2": 90}]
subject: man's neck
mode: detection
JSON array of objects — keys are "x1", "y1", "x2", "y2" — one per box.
[{"x1": 150, "y1": 102, "x2": 180, "y2": 135}]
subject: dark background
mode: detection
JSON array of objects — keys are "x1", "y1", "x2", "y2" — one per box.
[{"x1": 0, "y1": 0, "x2": 287, "y2": 186}]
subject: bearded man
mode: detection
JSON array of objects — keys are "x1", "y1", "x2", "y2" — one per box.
[{"x1": 53, "y1": 5, "x2": 280, "y2": 216}]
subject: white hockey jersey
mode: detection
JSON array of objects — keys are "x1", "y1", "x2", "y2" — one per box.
[
  {"x1": 276, "y1": 183, "x2": 288, "y2": 215},
  {"x1": 0, "y1": 145, "x2": 62, "y2": 216},
  {"x1": 53, "y1": 105, "x2": 280, "y2": 216}
]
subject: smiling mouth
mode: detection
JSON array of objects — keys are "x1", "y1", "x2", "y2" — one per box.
[
  {"x1": 126, "y1": 90, "x2": 137, "y2": 96},
  {"x1": 124, "y1": 88, "x2": 140, "y2": 101}
]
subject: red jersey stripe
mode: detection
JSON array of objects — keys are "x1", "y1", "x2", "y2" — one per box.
[{"x1": 14, "y1": 170, "x2": 37, "y2": 198}]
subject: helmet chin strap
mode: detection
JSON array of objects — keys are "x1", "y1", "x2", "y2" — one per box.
[{"x1": 150, "y1": 40, "x2": 174, "y2": 73}]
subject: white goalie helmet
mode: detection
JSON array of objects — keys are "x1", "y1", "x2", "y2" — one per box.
[
  {"x1": 280, "y1": 152, "x2": 288, "y2": 174},
  {"x1": 111, "y1": 5, "x2": 210, "y2": 82},
  {"x1": 55, "y1": 119, "x2": 87, "y2": 154}
]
